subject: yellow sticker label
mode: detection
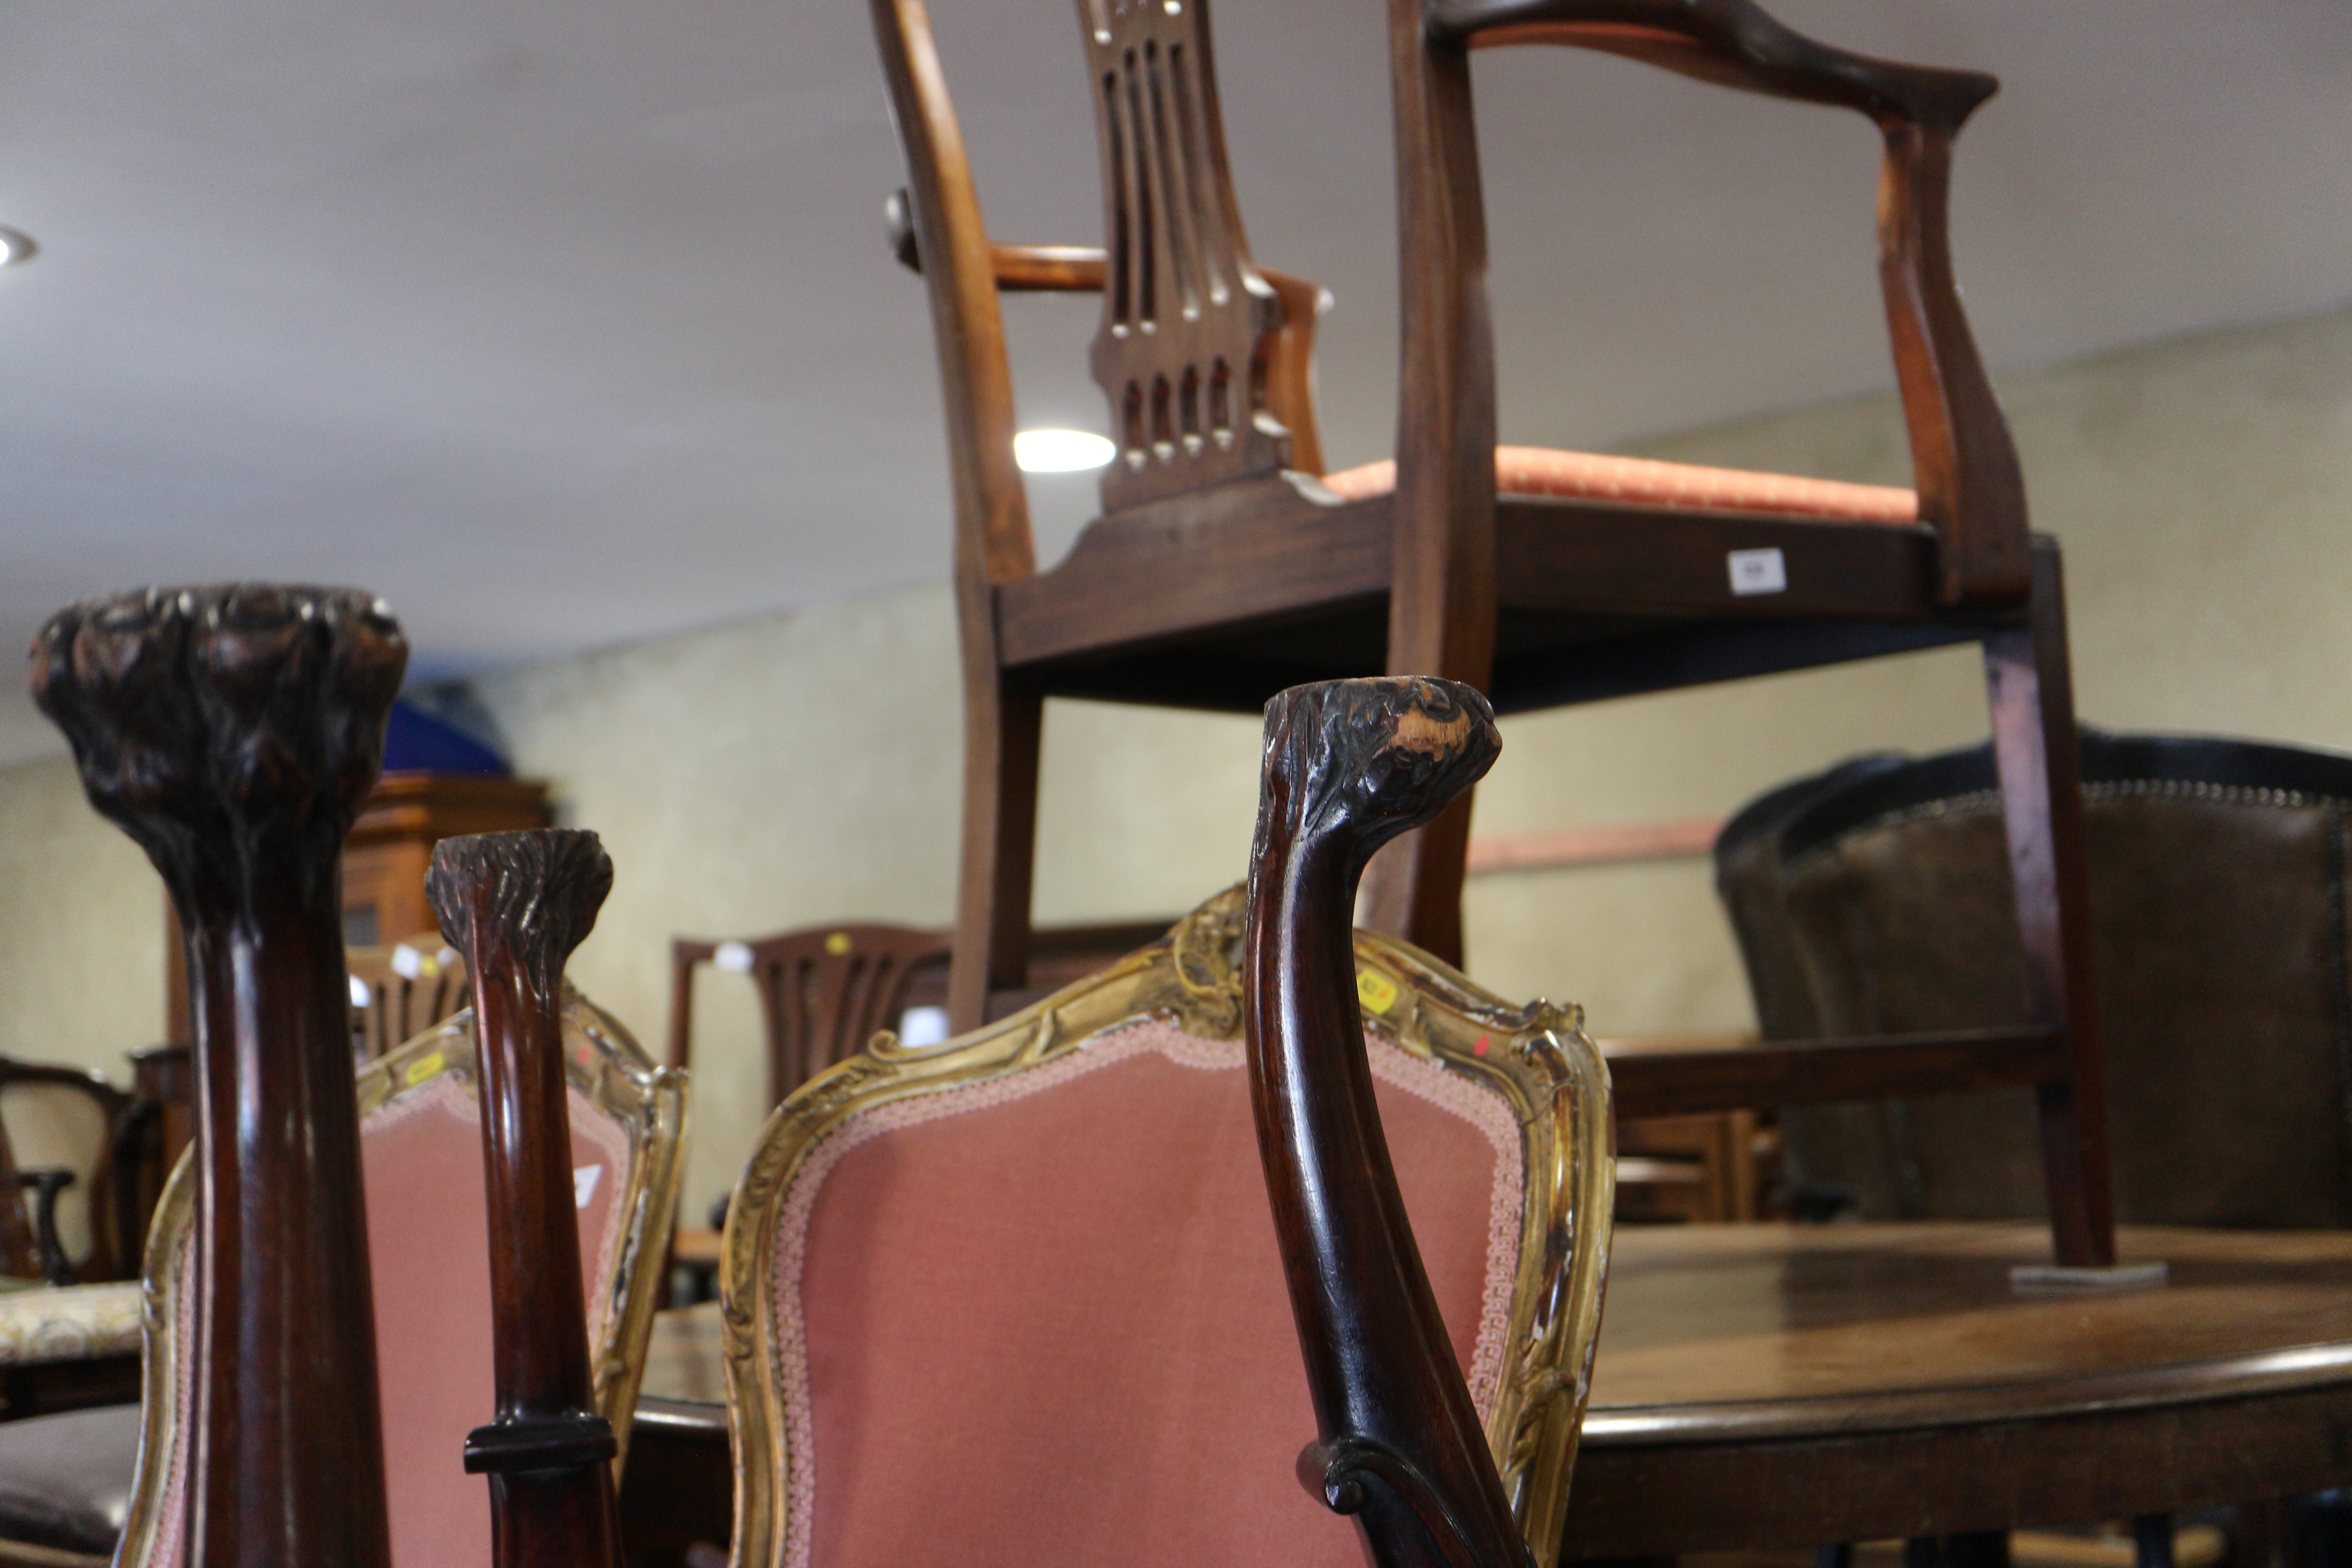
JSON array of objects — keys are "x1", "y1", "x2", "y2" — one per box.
[
  {"x1": 1356, "y1": 969, "x2": 1399, "y2": 1015},
  {"x1": 404, "y1": 1050, "x2": 446, "y2": 1087},
  {"x1": 823, "y1": 931, "x2": 853, "y2": 956}
]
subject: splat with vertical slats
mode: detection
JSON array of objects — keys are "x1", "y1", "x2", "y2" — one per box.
[{"x1": 1079, "y1": 0, "x2": 1292, "y2": 510}]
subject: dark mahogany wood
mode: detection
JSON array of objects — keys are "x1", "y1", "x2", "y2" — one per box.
[
  {"x1": 1608, "y1": 1027, "x2": 2063, "y2": 1120},
  {"x1": 1982, "y1": 547, "x2": 2114, "y2": 1263},
  {"x1": 31, "y1": 583, "x2": 402, "y2": 1568},
  {"x1": 1244, "y1": 676, "x2": 1527, "y2": 1568},
  {"x1": 427, "y1": 829, "x2": 625, "y2": 1568}
]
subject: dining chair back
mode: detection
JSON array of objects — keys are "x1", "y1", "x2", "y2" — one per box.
[{"x1": 348, "y1": 939, "x2": 471, "y2": 1060}]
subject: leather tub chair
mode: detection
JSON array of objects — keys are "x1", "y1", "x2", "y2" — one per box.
[{"x1": 1718, "y1": 731, "x2": 2352, "y2": 1225}]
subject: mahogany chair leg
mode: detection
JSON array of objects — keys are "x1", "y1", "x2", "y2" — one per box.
[
  {"x1": 1246, "y1": 676, "x2": 1527, "y2": 1568},
  {"x1": 429, "y1": 829, "x2": 624, "y2": 1568},
  {"x1": 1359, "y1": 795, "x2": 1475, "y2": 970},
  {"x1": 949, "y1": 675, "x2": 1043, "y2": 1032},
  {"x1": 1981, "y1": 541, "x2": 2117, "y2": 1268},
  {"x1": 32, "y1": 584, "x2": 403, "y2": 1568}
]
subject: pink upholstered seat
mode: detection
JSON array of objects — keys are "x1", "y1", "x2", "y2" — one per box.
[
  {"x1": 124, "y1": 996, "x2": 682, "y2": 1568},
  {"x1": 1323, "y1": 446, "x2": 1919, "y2": 524},
  {"x1": 769, "y1": 1019, "x2": 1521, "y2": 1568}
]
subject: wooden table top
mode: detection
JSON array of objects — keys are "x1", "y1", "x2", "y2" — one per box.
[
  {"x1": 631, "y1": 1222, "x2": 2352, "y2": 1552},
  {"x1": 1583, "y1": 1221, "x2": 2352, "y2": 1443},
  {"x1": 641, "y1": 1222, "x2": 2352, "y2": 1430}
]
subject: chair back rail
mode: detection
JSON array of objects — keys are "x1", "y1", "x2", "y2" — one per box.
[
  {"x1": 1392, "y1": 0, "x2": 2029, "y2": 607},
  {"x1": 32, "y1": 583, "x2": 402, "y2": 1568}
]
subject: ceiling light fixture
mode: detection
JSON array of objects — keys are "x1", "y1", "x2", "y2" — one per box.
[
  {"x1": 0, "y1": 227, "x2": 36, "y2": 267},
  {"x1": 1014, "y1": 428, "x2": 1114, "y2": 473}
]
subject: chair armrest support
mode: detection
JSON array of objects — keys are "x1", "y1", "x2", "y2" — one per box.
[
  {"x1": 1419, "y1": 0, "x2": 2029, "y2": 603},
  {"x1": 15, "y1": 1170, "x2": 76, "y2": 1287}
]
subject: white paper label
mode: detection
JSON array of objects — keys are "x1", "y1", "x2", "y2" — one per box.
[
  {"x1": 1727, "y1": 547, "x2": 1788, "y2": 596},
  {"x1": 896, "y1": 1005, "x2": 951, "y2": 1049},
  {"x1": 573, "y1": 1166, "x2": 602, "y2": 1209},
  {"x1": 389, "y1": 942, "x2": 424, "y2": 980},
  {"x1": 714, "y1": 940, "x2": 755, "y2": 974}
]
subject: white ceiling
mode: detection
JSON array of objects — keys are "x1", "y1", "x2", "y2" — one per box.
[{"x1": 1, "y1": 0, "x2": 2347, "y2": 766}]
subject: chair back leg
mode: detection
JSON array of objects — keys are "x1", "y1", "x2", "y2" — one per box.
[
  {"x1": 950, "y1": 676, "x2": 1044, "y2": 1031},
  {"x1": 1982, "y1": 542, "x2": 2116, "y2": 1266}
]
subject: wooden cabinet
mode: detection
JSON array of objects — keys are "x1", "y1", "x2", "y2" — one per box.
[
  {"x1": 165, "y1": 773, "x2": 550, "y2": 1041},
  {"x1": 338, "y1": 774, "x2": 551, "y2": 947}
]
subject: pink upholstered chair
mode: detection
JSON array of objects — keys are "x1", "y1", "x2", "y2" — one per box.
[
  {"x1": 716, "y1": 885, "x2": 1613, "y2": 1568},
  {"x1": 111, "y1": 988, "x2": 685, "y2": 1568}
]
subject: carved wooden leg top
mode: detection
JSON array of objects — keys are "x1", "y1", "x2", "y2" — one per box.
[
  {"x1": 1244, "y1": 676, "x2": 1530, "y2": 1568},
  {"x1": 31, "y1": 583, "x2": 404, "y2": 1568},
  {"x1": 429, "y1": 829, "x2": 625, "y2": 1568}
]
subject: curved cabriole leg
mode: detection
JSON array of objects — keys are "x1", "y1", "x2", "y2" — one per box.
[
  {"x1": 1244, "y1": 676, "x2": 1530, "y2": 1568},
  {"x1": 427, "y1": 829, "x2": 624, "y2": 1568},
  {"x1": 30, "y1": 584, "x2": 403, "y2": 1568}
]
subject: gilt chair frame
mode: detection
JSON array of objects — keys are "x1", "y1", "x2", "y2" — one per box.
[
  {"x1": 112, "y1": 991, "x2": 687, "y2": 1568},
  {"x1": 717, "y1": 887, "x2": 1613, "y2": 1568}
]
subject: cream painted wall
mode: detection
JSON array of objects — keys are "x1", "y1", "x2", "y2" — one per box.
[
  {"x1": 0, "y1": 757, "x2": 165, "y2": 1085},
  {"x1": 2, "y1": 300, "x2": 2345, "y2": 1215}
]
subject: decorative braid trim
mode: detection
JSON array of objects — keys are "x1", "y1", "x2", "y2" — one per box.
[
  {"x1": 764, "y1": 1019, "x2": 1526, "y2": 1568},
  {"x1": 153, "y1": 1227, "x2": 197, "y2": 1568}
]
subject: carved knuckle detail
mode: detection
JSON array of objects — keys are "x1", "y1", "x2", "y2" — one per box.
[
  {"x1": 28, "y1": 585, "x2": 408, "y2": 895},
  {"x1": 427, "y1": 829, "x2": 615, "y2": 983}
]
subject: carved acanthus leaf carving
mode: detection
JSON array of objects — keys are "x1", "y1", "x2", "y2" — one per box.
[
  {"x1": 427, "y1": 829, "x2": 614, "y2": 999},
  {"x1": 27, "y1": 583, "x2": 407, "y2": 916}
]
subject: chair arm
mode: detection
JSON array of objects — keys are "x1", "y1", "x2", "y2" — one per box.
[
  {"x1": 1421, "y1": 0, "x2": 2028, "y2": 603},
  {"x1": 14, "y1": 1170, "x2": 77, "y2": 1287},
  {"x1": 1429, "y1": 0, "x2": 1993, "y2": 126},
  {"x1": 887, "y1": 188, "x2": 1331, "y2": 477}
]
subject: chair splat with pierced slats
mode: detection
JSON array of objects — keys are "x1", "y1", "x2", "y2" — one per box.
[{"x1": 1080, "y1": 0, "x2": 1291, "y2": 506}]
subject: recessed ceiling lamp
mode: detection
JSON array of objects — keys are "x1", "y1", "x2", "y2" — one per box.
[
  {"x1": 1014, "y1": 428, "x2": 1114, "y2": 473},
  {"x1": 0, "y1": 227, "x2": 37, "y2": 267}
]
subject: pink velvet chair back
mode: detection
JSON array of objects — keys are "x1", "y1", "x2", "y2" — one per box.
[
  {"x1": 116, "y1": 990, "x2": 686, "y2": 1568},
  {"x1": 720, "y1": 889, "x2": 1612, "y2": 1568}
]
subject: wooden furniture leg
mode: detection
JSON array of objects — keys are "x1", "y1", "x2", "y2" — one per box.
[
  {"x1": 31, "y1": 584, "x2": 403, "y2": 1568},
  {"x1": 1246, "y1": 675, "x2": 1527, "y2": 1568},
  {"x1": 1982, "y1": 544, "x2": 2117, "y2": 1267},
  {"x1": 428, "y1": 829, "x2": 625, "y2": 1568},
  {"x1": 949, "y1": 674, "x2": 1042, "y2": 1031}
]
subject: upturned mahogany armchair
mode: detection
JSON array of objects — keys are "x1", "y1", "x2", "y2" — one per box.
[{"x1": 880, "y1": 0, "x2": 2115, "y2": 1264}]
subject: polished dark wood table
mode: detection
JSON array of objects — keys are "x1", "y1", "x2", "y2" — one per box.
[{"x1": 619, "y1": 1224, "x2": 2352, "y2": 1564}]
